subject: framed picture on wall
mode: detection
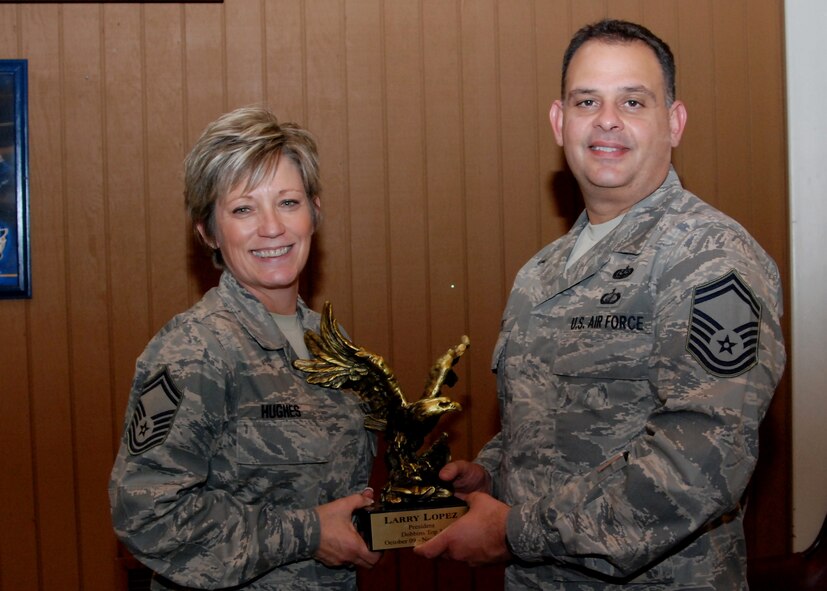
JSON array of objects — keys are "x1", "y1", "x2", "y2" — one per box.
[{"x1": 0, "y1": 59, "x2": 31, "y2": 299}]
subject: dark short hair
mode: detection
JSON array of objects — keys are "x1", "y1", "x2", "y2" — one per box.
[
  {"x1": 561, "y1": 19, "x2": 676, "y2": 105},
  {"x1": 184, "y1": 106, "x2": 321, "y2": 267}
]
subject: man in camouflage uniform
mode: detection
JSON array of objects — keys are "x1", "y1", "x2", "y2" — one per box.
[{"x1": 416, "y1": 19, "x2": 785, "y2": 590}]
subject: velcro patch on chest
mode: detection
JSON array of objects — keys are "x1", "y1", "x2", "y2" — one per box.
[
  {"x1": 127, "y1": 368, "x2": 184, "y2": 455},
  {"x1": 686, "y1": 270, "x2": 762, "y2": 377}
]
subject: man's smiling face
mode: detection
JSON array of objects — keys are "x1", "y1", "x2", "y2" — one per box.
[{"x1": 550, "y1": 39, "x2": 686, "y2": 221}]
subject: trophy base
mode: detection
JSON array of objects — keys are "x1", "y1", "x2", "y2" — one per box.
[{"x1": 356, "y1": 497, "x2": 468, "y2": 551}]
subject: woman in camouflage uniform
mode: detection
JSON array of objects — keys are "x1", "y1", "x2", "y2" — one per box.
[{"x1": 110, "y1": 106, "x2": 380, "y2": 590}]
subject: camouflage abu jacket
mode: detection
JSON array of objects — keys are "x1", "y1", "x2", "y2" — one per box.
[
  {"x1": 109, "y1": 272, "x2": 374, "y2": 590},
  {"x1": 475, "y1": 168, "x2": 785, "y2": 590}
]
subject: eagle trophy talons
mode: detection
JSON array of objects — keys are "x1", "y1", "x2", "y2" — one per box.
[{"x1": 294, "y1": 302, "x2": 469, "y2": 506}]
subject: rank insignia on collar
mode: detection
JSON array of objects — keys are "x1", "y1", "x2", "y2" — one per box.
[
  {"x1": 127, "y1": 368, "x2": 184, "y2": 455},
  {"x1": 686, "y1": 270, "x2": 762, "y2": 377}
]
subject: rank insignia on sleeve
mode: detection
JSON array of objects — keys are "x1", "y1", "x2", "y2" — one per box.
[
  {"x1": 686, "y1": 270, "x2": 762, "y2": 377},
  {"x1": 127, "y1": 368, "x2": 184, "y2": 455}
]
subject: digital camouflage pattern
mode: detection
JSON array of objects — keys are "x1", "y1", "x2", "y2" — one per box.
[
  {"x1": 475, "y1": 169, "x2": 785, "y2": 590},
  {"x1": 110, "y1": 272, "x2": 375, "y2": 590}
]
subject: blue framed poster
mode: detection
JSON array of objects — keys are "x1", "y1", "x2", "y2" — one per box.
[{"x1": 0, "y1": 59, "x2": 31, "y2": 299}]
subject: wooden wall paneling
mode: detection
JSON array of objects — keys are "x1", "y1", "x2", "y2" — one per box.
[
  {"x1": 460, "y1": 0, "x2": 503, "y2": 460},
  {"x1": 460, "y1": 19, "x2": 507, "y2": 586},
  {"x1": 102, "y1": 5, "x2": 151, "y2": 583},
  {"x1": 183, "y1": 2, "x2": 225, "y2": 303},
  {"x1": 640, "y1": 0, "x2": 679, "y2": 58},
  {"x1": 535, "y1": 1, "x2": 571, "y2": 247},
  {"x1": 143, "y1": 4, "x2": 190, "y2": 336},
  {"x1": 422, "y1": 0, "x2": 467, "y2": 479},
  {"x1": 382, "y1": 3, "x2": 435, "y2": 589},
  {"x1": 225, "y1": 0, "x2": 265, "y2": 108},
  {"x1": 382, "y1": 0, "x2": 429, "y2": 399},
  {"x1": 0, "y1": 5, "x2": 38, "y2": 590},
  {"x1": 499, "y1": 1, "x2": 541, "y2": 287},
  {"x1": 61, "y1": 6, "x2": 119, "y2": 590},
  {"x1": 25, "y1": 6, "x2": 82, "y2": 589},
  {"x1": 18, "y1": 4, "x2": 77, "y2": 590},
  {"x1": 0, "y1": 304, "x2": 38, "y2": 585},
  {"x1": 342, "y1": 0, "x2": 391, "y2": 353},
  {"x1": 459, "y1": 3, "x2": 505, "y2": 588},
  {"x1": 745, "y1": 1, "x2": 787, "y2": 256},
  {"x1": 304, "y1": 0, "x2": 352, "y2": 317},
  {"x1": 103, "y1": 2, "x2": 150, "y2": 431},
  {"x1": 569, "y1": 0, "x2": 609, "y2": 30},
  {"x1": 606, "y1": 0, "x2": 644, "y2": 22},
  {"x1": 673, "y1": 1, "x2": 717, "y2": 205},
  {"x1": 264, "y1": 0, "x2": 306, "y2": 124},
  {"x1": 421, "y1": 4, "x2": 477, "y2": 588},
  {"x1": 710, "y1": 3, "x2": 750, "y2": 222}
]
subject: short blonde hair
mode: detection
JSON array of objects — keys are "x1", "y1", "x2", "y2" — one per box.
[{"x1": 184, "y1": 106, "x2": 321, "y2": 267}]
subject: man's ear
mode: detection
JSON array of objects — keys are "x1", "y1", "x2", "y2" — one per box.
[
  {"x1": 549, "y1": 100, "x2": 565, "y2": 147},
  {"x1": 669, "y1": 100, "x2": 688, "y2": 148}
]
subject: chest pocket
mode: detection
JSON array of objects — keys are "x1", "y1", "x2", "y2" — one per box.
[
  {"x1": 236, "y1": 413, "x2": 331, "y2": 465},
  {"x1": 551, "y1": 314, "x2": 654, "y2": 381}
]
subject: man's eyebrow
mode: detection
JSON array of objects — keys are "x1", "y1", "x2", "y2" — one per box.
[
  {"x1": 619, "y1": 85, "x2": 657, "y2": 98},
  {"x1": 567, "y1": 85, "x2": 657, "y2": 99},
  {"x1": 568, "y1": 87, "x2": 597, "y2": 98}
]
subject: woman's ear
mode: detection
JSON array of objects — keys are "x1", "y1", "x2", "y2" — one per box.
[
  {"x1": 196, "y1": 222, "x2": 217, "y2": 249},
  {"x1": 311, "y1": 196, "x2": 322, "y2": 230}
]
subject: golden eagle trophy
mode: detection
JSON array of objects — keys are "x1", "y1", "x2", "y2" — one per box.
[{"x1": 294, "y1": 302, "x2": 469, "y2": 550}]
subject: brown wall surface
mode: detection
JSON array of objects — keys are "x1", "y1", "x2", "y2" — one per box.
[{"x1": 0, "y1": 1, "x2": 789, "y2": 590}]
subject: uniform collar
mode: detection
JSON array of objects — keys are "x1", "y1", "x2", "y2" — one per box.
[
  {"x1": 215, "y1": 271, "x2": 312, "y2": 351},
  {"x1": 533, "y1": 167, "x2": 683, "y2": 303}
]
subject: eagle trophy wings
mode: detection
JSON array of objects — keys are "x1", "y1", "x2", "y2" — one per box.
[{"x1": 294, "y1": 302, "x2": 469, "y2": 505}]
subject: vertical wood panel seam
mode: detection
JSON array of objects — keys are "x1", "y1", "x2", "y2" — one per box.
[
  {"x1": 454, "y1": 0, "x2": 473, "y2": 460},
  {"x1": 259, "y1": 0, "x2": 267, "y2": 106},
  {"x1": 181, "y1": 3, "x2": 193, "y2": 308},
  {"x1": 19, "y1": 5, "x2": 44, "y2": 587},
  {"x1": 531, "y1": 1, "x2": 542, "y2": 253},
  {"x1": 133, "y1": 3, "x2": 150, "y2": 459},
  {"x1": 18, "y1": 2, "x2": 41, "y2": 585},
  {"x1": 493, "y1": 1, "x2": 505, "y2": 303},
  {"x1": 49, "y1": 7, "x2": 69, "y2": 589},
  {"x1": 379, "y1": 0, "x2": 394, "y2": 361},
  {"x1": 339, "y1": 0, "x2": 355, "y2": 321},
  {"x1": 80, "y1": 4, "x2": 109, "y2": 585},
  {"x1": 300, "y1": 0, "x2": 308, "y2": 123},
  {"x1": 183, "y1": 4, "x2": 196, "y2": 306},
  {"x1": 140, "y1": 4, "x2": 153, "y2": 345},
  {"x1": 221, "y1": 0, "x2": 227, "y2": 111},
  {"x1": 61, "y1": 4, "x2": 82, "y2": 584},
  {"x1": 100, "y1": 1, "x2": 117, "y2": 461},
  {"x1": 710, "y1": 0, "x2": 721, "y2": 202},
  {"x1": 418, "y1": 0, "x2": 433, "y2": 356}
]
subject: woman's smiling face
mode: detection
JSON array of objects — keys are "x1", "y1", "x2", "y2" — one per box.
[{"x1": 202, "y1": 156, "x2": 319, "y2": 314}]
